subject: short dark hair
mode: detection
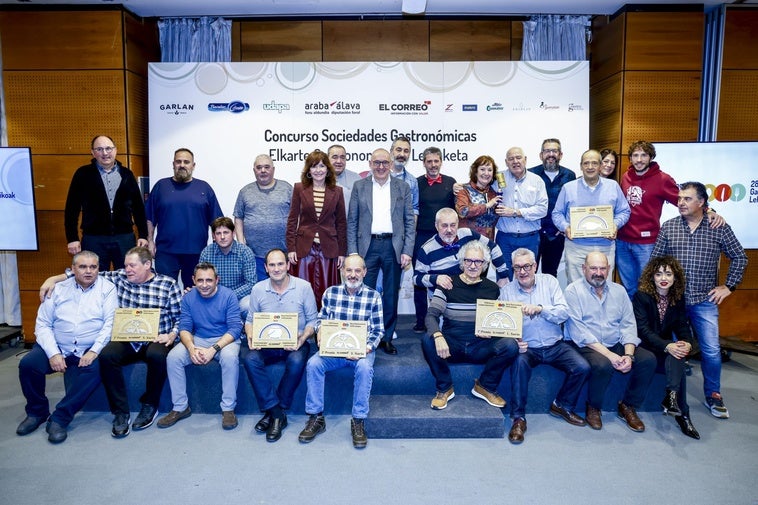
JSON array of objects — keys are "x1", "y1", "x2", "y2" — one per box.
[
  {"x1": 265, "y1": 248, "x2": 287, "y2": 263},
  {"x1": 91, "y1": 135, "x2": 115, "y2": 149},
  {"x1": 541, "y1": 138, "x2": 562, "y2": 151},
  {"x1": 211, "y1": 216, "x2": 234, "y2": 233},
  {"x1": 422, "y1": 146, "x2": 442, "y2": 162},
  {"x1": 627, "y1": 140, "x2": 656, "y2": 159},
  {"x1": 679, "y1": 181, "x2": 709, "y2": 208},
  {"x1": 193, "y1": 262, "x2": 217, "y2": 277},
  {"x1": 174, "y1": 147, "x2": 195, "y2": 159}
]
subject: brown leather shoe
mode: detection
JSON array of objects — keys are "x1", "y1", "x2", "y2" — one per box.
[
  {"x1": 617, "y1": 402, "x2": 645, "y2": 432},
  {"x1": 508, "y1": 418, "x2": 527, "y2": 444},
  {"x1": 585, "y1": 403, "x2": 602, "y2": 430},
  {"x1": 549, "y1": 401, "x2": 586, "y2": 427}
]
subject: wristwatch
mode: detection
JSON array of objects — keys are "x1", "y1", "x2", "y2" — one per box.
[
  {"x1": 624, "y1": 353, "x2": 636, "y2": 363},
  {"x1": 212, "y1": 343, "x2": 222, "y2": 352}
]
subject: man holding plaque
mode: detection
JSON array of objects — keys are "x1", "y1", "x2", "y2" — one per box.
[
  {"x1": 18, "y1": 251, "x2": 117, "y2": 443},
  {"x1": 159, "y1": 262, "x2": 242, "y2": 430},
  {"x1": 500, "y1": 248, "x2": 590, "y2": 444},
  {"x1": 551, "y1": 150, "x2": 630, "y2": 283},
  {"x1": 564, "y1": 252, "x2": 656, "y2": 432},
  {"x1": 242, "y1": 249, "x2": 318, "y2": 442},
  {"x1": 298, "y1": 254, "x2": 383, "y2": 449},
  {"x1": 423, "y1": 241, "x2": 518, "y2": 411}
]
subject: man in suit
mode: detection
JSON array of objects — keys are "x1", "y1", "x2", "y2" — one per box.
[{"x1": 347, "y1": 148, "x2": 415, "y2": 355}]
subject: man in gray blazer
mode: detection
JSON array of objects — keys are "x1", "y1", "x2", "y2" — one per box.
[{"x1": 348, "y1": 148, "x2": 415, "y2": 354}]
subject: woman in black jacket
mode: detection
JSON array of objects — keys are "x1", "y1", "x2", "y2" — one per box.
[{"x1": 633, "y1": 255, "x2": 699, "y2": 439}]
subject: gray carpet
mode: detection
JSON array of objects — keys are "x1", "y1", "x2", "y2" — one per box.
[{"x1": 1, "y1": 345, "x2": 756, "y2": 505}]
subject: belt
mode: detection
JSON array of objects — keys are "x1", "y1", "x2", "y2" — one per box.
[
  {"x1": 502, "y1": 230, "x2": 539, "y2": 238},
  {"x1": 371, "y1": 233, "x2": 393, "y2": 239}
]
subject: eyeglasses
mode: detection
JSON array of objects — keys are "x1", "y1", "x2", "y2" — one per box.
[
  {"x1": 542, "y1": 149, "x2": 560, "y2": 154},
  {"x1": 463, "y1": 258, "x2": 485, "y2": 267},
  {"x1": 372, "y1": 160, "x2": 391, "y2": 168},
  {"x1": 93, "y1": 146, "x2": 115, "y2": 154},
  {"x1": 513, "y1": 263, "x2": 534, "y2": 273}
]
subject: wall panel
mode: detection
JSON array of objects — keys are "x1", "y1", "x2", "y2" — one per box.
[
  {"x1": 590, "y1": 73, "x2": 623, "y2": 152},
  {"x1": 430, "y1": 20, "x2": 511, "y2": 61},
  {"x1": 125, "y1": 12, "x2": 160, "y2": 77},
  {"x1": 624, "y1": 12, "x2": 704, "y2": 71},
  {"x1": 30, "y1": 155, "x2": 88, "y2": 211},
  {"x1": 239, "y1": 21, "x2": 322, "y2": 61},
  {"x1": 717, "y1": 70, "x2": 758, "y2": 141},
  {"x1": 722, "y1": 10, "x2": 758, "y2": 70},
  {"x1": 590, "y1": 14, "x2": 624, "y2": 86},
  {"x1": 127, "y1": 72, "x2": 150, "y2": 156},
  {"x1": 324, "y1": 20, "x2": 429, "y2": 61}
]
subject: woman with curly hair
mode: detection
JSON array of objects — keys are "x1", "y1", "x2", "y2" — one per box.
[
  {"x1": 633, "y1": 255, "x2": 699, "y2": 439},
  {"x1": 455, "y1": 155, "x2": 501, "y2": 241},
  {"x1": 286, "y1": 150, "x2": 347, "y2": 309}
]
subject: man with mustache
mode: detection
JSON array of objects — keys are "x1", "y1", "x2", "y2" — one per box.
[{"x1": 564, "y1": 252, "x2": 655, "y2": 432}]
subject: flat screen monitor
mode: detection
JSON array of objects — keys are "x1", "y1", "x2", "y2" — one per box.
[{"x1": 0, "y1": 147, "x2": 38, "y2": 251}]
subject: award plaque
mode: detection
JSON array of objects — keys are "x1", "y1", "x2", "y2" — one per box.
[
  {"x1": 319, "y1": 320, "x2": 368, "y2": 358},
  {"x1": 475, "y1": 299, "x2": 523, "y2": 338},
  {"x1": 251, "y1": 313, "x2": 299, "y2": 348},
  {"x1": 569, "y1": 205, "x2": 615, "y2": 238},
  {"x1": 111, "y1": 308, "x2": 160, "y2": 342}
]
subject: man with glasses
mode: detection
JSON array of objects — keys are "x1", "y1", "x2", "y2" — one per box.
[
  {"x1": 528, "y1": 138, "x2": 576, "y2": 277},
  {"x1": 347, "y1": 148, "x2": 415, "y2": 355},
  {"x1": 328, "y1": 144, "x2": 362, "y2": 211},
  {"x1": 65, "y1": 135, "x2": 148, "y2": 270},
  {"x1": 422, "y1": 241, "x2": 518, "y2": 410},
  {"x1": 501, "y1": 248, "x2": 589, "y2": 444}
]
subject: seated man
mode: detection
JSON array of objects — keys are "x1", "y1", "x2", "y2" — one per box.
[
  {"x1": 19, "y1": 251, "x2": 117, "y2": 443},
  {"x1": 564, "y1": 251, "x2": 656, "y2": 432},
  {"x1": 422, "y1": 241, "x2": 518, "y2": 410},
  {"x1": 501, "y1": 248, "x2": 590, "y2": 444},
  {"x1": 242, "y1": 249, "x2": 318, "y2": 442},
  {"x1": 199, "y1": 216, "x2": 256, "y2": 320},
  {"x1": 158, "y1": 262, "x2": 242, "y2": 430},
  {"x1": 298, "y1": 254, "x2": 383, "y2": 449}
]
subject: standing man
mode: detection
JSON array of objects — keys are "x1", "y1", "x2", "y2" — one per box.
[
  {"x1": 528, "y1": 138, "x2": 576, "y2": 277},
  {"x1": 39, "y1": 246, "x2": 182, "y2": 438},
  {"x1": 348, "y1": 148, "x2": 415, "y2": 355},
  {"x1": 242, "y1": 248, "x2": 318, "y2": 442},
  {"x1": 18, "y1": 251, "x2": 117, "y2": 443},
  {"x1": 199, "y1": 217, "x2": 257, "y2": 320},
  {"x1": 651, "y1": 181, "x2": 747, "y2": 419},
  {"x1": 501, "y1": 248, "x2": 589, "y2": 444},
  {"x1": 146, "y1": 148, "x2": 223, "y2": 288},
  {"x1": 298, "y1": 254, "x2": 383, "y2": 448},
  {"x1": 389, "y1": 135, "x2": 420, "y2": 216},
  {"x1": 64, "y1": 135, "x2": 147, "y2": 270},
  {"x1": 564, "y1": 252, "x2": 656, "y2": 432},
  {"x1": 494, "y1": 146, "x2": 548, "y2": 278},
  {"x1": 414, "y1": 146, "x2": 456, "y2": 333},
  {"x1": 158, "y1": 263, "x2": 242, "y2": 430},
  {"x1": 234, "y1": 154, "x2": 293, "y2": 281},
  {"x1": 329, "y1": 144, "x2": 362, "y2": 211},
  {"x1": 552, "y1": 149, "x2": 630, "y2": 283}
]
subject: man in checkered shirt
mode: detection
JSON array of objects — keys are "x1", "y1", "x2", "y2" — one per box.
[
  {"x1": 651, "y1": 181, "x2": 747, "y2": 419},
  {"x1": 40, "y1": 246, "x2": 182, "y2": 437},
  {"x1": 297, "y1": 254, "x2": 383, "y2": 449}
]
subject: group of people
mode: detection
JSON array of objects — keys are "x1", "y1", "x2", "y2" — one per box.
[{"x1": 17, "y1": 134, "x2": 747, "y2": 447}]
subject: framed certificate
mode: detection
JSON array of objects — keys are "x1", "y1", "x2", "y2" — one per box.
[
  {"x1": 251, "y1": 313, "x2": 299, "y2": 348},
  {"x1": 112, "y1": 308, "x2": 160, "y2": 342},
  {"x1": 569, "y1": 205, "x2": 615, "y2": 238},
  {"x1": 319, "y1": 320, "x2": 368, "y2": 358},
  {"x1": 475, "y1": 300, "x2": 523, "y2": 338}
]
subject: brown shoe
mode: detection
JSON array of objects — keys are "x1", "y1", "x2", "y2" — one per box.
[
  {"x1": 471, "y1": 379, "x2": 506, "y2": 408},
  {"x1": 156, "y1": 407, "x2": 192, "y2": 428},
  {"x1": 585, "y1": 403, "x2": 602, "y2": 430},
  {"x1": 508, "y1": 418, "x2": 527, "y2": 444},
  {"x1": 549, "y1": 401, "x2": 586, "y2": 427},
  {"x1": 222, "y1": 411, "x2": 238, "y2": 430},
  {"x1": 617, "y1": 402, "x2": 645, "y2": 432}
]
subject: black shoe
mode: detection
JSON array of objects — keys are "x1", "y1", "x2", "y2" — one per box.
[
  {"x1": 16, "y1": 415, "x2": 48, "y2": 436},
  {"x1": 412, "y1": 323, "x2": 426, "y2": 334},
  {"x1": 675, "y1": 415, "x2": 700, "y2": 440},
  {"x1": 46, "y1": 420, "x2": 67, "y2": 444},
  {"x1": 266, "y1": 414, "x2": 288, "y2": 442},
  {"x1": 298, "y1": 414, "x2": 326, "y2": 443},
  {"x1": 255, "y1": 412, "x2": 272, "y2": 434},
  {"x1": 351, "y1": 418, "x2": 368, "y2": 448},
  {"x1": 661, "y1": 390, "x2": 682, "y2": 417},
  {"x1": 132, "y1": 404, "x2": 158, "y2": 430},
  {"x1": 112, "y1": 413, "x2": 131, "y2": 438},
  {"x1": 378, "y1": 340, "x2": 398, "y2": 355}
]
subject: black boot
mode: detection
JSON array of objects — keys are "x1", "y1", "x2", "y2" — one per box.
[
  {"x1": 661, "y1": 389, "x2": 682, "y2": 417},
  {"x1": 675, "y1": 415, "x2": 700, "y2": 440}
]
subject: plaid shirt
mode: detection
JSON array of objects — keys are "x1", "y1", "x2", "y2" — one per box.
[
  {"x1": 100, "y1": 269, "x2": 183, "y2": 336},
  {"x1": 651, "y1": 216, "x2": 748, "y2": 305},
  {"x1": 199, "y1": 241, "x2": 256, "y2": 300},
  {"x1": 316, "y1": 283, "x2": 384, "y2": 349}
]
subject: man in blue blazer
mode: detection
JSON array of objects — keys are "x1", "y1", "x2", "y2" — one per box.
[{"x1": 347, "y1": 148, "x2": 415, "y2": 354}]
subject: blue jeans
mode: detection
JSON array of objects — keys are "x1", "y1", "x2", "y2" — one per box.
[
  {"x1": 19, "y1": 345, "x2": 102, "y2": 427},
  {"x1": 255, "y1": 256, "x2": 268, "y2": 281},
  {"x1": 615, "y1": 240, "x2": 654, "y2": 299},
  {"x1": 240, "y1": 343, "x2": 310, "y2": 411},
  {"x1": 686, "y1": 300, "x2": 721, "y2": 398},
  {"x1": 420, "y1": 335, "x2": 518, "y2": 392},
  {"x1": 305, "y1": 352, "x2": 376, "y2": 419},
  {"x1": 510, "y1": 341, "x2": 590, "y2": 418},
  {"x1": 495, "y1": 230, "x2": 540, "y2": 280},
  {"x1": 166, "y1": 337, "x2": 241, "y2": 412}
]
